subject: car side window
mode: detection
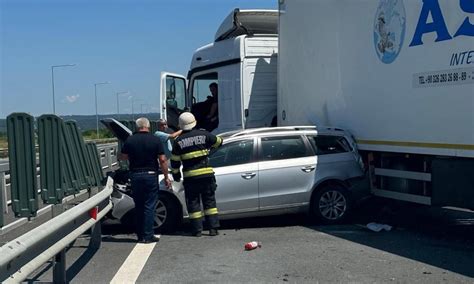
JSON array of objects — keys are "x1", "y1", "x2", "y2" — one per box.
[
  {"x1": 308, "y1": 135, "x2": 352, "y2": 155},
  {"x1": 260, "y1": 136, "x2": 309, "y2": 161},
  {"x1": 209, "y1": 140, "x2": 254, "y2": 168}
]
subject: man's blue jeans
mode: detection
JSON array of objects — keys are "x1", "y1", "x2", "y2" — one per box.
[{"x1": 130, "y1": 171, "x2": 159, "y2": 241}]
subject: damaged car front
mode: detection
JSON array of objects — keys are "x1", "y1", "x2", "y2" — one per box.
[{"x1": 102, "y1": 118, "x2": 187, "y2": 232}]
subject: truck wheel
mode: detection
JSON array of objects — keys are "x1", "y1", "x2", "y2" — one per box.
[
  {"x1": 154, "y1": 194, "x2": 180, "y2": 233},
  {"x1": 311, "y1": 184, "x2": 351, "y2": 224}
]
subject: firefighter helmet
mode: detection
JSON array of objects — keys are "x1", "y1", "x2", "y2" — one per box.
[{"x1": 179, "y1": 112, "x2": 197, "y2": 131}]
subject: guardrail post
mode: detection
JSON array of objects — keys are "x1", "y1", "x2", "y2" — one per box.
[
  {"x1": 106, "y1": 148, "x2": 113, "y2": 170},
  {"x1": 53, "y1": 250, "x2": 66, "y2": 284},
  {"x1": 86, "y1": 142, "x2": 104, "y2": 187},
  {"x1": 64, "y1": 122, "x2": 90, "y2": 189},
  {"x1": 38, "y1": 115, "x2": 65, "y2": 204},
  {"x1": 84, "y1": 143, "x2": 98, "y2": 187},
  {"x1": 90, "y1": 220, "x2": 102, "y2": 250},
  {"x1": 7, "y1": 113, "x2": 38, "y2": 218},
  {"x1": 61, "y1": 122, "x2": 85, "y2": 195},
  {"x1": 93, "y1": 144, "x2": 105, "y2": 184},
  {"x1": 0, "y1": 172, "x2": 5, "y2": 227}
]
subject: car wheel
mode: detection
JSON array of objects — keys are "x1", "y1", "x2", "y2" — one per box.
[
  {"x1": 311, "y1": 184, "x2": 351, "y2": 224},
  {"x1": 154, "y1": 194, "x2": 180, "y2": 233}
]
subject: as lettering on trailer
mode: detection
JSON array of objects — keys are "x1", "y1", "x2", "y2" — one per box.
[{"x1": 410, "y1": 0, "x2": 474, "y2": 47}]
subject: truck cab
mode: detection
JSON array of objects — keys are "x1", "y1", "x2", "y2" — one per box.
[{"x1": 160, "y1": 9, "x2": 278, "y2": 133}]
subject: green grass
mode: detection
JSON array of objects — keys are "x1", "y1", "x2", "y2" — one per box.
[
  {"x1": 0, "y1": 133, "x2": 7, "y2": 149},
  {"x1": 82, "y1": 129, "x2": 115, "y2": 140},
  {"x1": 0, "y1": 129, "x2": 116, "y2": 151}
]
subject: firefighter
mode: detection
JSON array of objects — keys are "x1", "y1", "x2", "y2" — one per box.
[{"x1": 170, "y1": 112, "x2": 223, "y2": 237}]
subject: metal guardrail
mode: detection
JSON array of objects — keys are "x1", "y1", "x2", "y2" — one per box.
[
  {"x1": 0, "y1": 143, "x2": 118, "y2": 233},
  {"x1": 0, "y1": 113, "x2": 121, "y2": 283},
  {"x1": 0, "y1": 139, "x2": 117, "y2": 159},
  {"x1": 0, "y1": 178, "x2": 113, "y2": 283}
]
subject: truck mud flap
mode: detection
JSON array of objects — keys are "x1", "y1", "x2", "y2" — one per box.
[{"x1": 431, "y1": 158, "x2": 474, "y2": 210}]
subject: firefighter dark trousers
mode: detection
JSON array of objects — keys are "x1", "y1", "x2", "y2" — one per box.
[{"x1": 184, "y1": 177, "x2": 219, "y2": 233}]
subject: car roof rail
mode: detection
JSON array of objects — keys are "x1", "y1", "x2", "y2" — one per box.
[
  {"x1": 218, "y1": 130, "x2": 241, "y2": 137},
  {"x1": 229, "y1": 126, "x2": 317, "y2": 137},
  {"x1": 320, "y1": 126, "x2": 345, "y2": 132}
]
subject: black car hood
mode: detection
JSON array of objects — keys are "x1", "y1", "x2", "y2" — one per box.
[{"x1": 101, "y1": 118, "x2": 132, "y2": 143}]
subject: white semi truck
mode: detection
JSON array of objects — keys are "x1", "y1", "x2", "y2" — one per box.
[
  {"x1": 160, "y1": 9, "x2": 279, "y2": 133},
  {"x1": 160, "y1": 1, "x2": 474, "y2": 209}
]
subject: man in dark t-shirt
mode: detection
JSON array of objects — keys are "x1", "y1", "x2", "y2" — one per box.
[{"x1": 121, "y1": 117, "x2": 171, "y2": 243}]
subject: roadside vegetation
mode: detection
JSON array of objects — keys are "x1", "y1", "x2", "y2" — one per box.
[
  {"x1": 0, "y1": 132, "x2": 7, "y2": 158},
  {"x1": 0, "y1": 129, "x2": 115, "y2": 154},
  {"x1": 0, "y1": 132, "x2": 7, "y2": 149},
  {"x1": 82, "y1": 129, "x2": 116, "y2": 141}
]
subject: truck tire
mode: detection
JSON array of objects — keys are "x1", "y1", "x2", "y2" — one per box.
[
  {"x1": 154, "y1": 194, "x2": 181, "y2": 233},
  {"x1": 311, "y1": 184, "x2": 351, "y2": 224}
]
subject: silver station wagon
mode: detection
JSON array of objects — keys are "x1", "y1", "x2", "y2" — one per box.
[{"x1": 103, "y1": 119, "x2": 367, "y2": 232}]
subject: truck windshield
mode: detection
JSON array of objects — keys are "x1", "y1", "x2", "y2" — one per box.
[
  {"x1": 191, "y1": 73, "x2": 217, "y2": 104},
  {"x1": 191, "y1": 72, "x2": 218, "y2": 131}
]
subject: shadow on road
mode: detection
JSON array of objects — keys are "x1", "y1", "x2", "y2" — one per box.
[
  {"x1": 215, "y1": 198, "x2": 474, "y2": 278},
  {"x1": 66, "y1": 245, "x2": 99, "y2": 280},
  {"x1": 99, "y1": 198, "x2": 474, "y2": 278},
  {"x1": 220, "y1": 214, "x2": 309, "y2": 230},
  {"x1": 24, "y1": 238, "x2": 96, "y2": 283},
  {"x1": 309, "y1": 198, "x2": 474, "y2": 278},
  {"x1": 100, "y1": 219, "x2": 138, "y2": 243}
]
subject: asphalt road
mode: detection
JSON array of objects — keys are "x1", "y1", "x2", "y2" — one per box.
[{"x1": 24, "y1": 199, "x2": 474, "y2": 283}]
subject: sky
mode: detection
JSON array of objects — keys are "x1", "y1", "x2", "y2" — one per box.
[{"x1": 0, "y1": 0, "x2": 277, "y2": 118}]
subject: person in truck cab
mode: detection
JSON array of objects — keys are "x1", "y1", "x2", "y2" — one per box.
[
  {"x1": 206, "y1": 82, "x2": 219, "y2": 129},
  {"x1": 192, "y1": 82, "x2": 219, "y2": 132}
]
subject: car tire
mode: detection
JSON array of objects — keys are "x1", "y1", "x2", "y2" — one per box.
[
  {"x1": 154, "y1": 194, "x2": 180, "y2": 233},
  {"x1": 311, "y1": 184, "x2": 352, "y2": 224}
]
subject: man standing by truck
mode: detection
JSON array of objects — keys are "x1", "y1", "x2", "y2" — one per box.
[
  {"x1": 170, "y1": 112, "x2": 223, "y2": 237},
  {"x1": 121, "y1": 117, "x2": 171, "y2": 243},
  {"x1": 154, "y1": 118, "x2": 182, "y2": 162}
]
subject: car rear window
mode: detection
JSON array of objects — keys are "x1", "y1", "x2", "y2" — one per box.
[
  {"x1": 308, "y1": 135, "x2": 352, "y2": 155},
  {"x1": 260, "y1": 136, "x2": 309, "y2": 161}
]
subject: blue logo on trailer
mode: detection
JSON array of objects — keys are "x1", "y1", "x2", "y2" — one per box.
[
  {"x1": 374, "y1": 0, "x2": 406, "y2": 64},
  {"x1": 409, "y1": 0, "x2": 474, "y2": 47}
]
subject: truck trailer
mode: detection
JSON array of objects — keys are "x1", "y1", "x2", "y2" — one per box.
[{"x1": 278, "y1": 0, "x2": 474, "y2": 209}]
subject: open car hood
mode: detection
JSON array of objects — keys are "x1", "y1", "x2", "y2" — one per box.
[{"x1": 101, "y1": 118, "x2": 132, "y2": 143}]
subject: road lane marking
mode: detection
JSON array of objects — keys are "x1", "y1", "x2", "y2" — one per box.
[{"x1": 110, "y1": 242, "x2": 156, "y2": 283}]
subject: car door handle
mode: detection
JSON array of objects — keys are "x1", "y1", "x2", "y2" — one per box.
[
  {"x1": 301, "y1": 165, "x2": 316, "y2": 173},
  {"x1": 241, "y1": 173, "x2": 256, "y2": 180}
]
